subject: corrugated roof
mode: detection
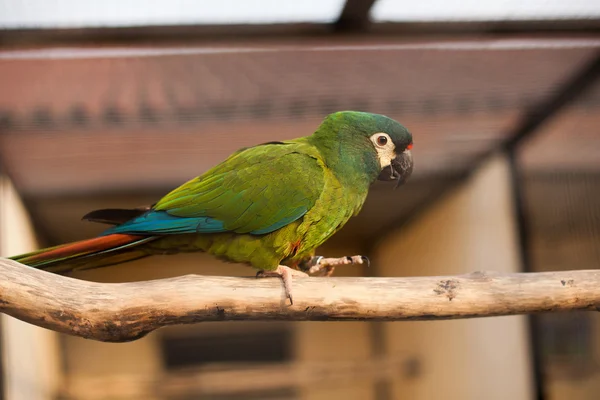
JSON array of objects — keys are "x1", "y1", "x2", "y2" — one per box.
[{"x1": 1, "y1": 39, "x2": 598, "y2": 196}]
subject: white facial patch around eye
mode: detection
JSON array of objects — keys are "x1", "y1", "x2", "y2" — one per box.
[{"x1": 369, "y1": 132, "x2": 396, "y2": 169}]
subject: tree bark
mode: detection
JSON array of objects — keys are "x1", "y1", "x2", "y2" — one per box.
[{"x1": 0, "y1": 257, "x2": 598, "y2": 342}]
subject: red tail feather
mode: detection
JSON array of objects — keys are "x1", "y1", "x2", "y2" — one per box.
[{"x1": 11, "y1": 234, "x2": 156, "y2": 273}]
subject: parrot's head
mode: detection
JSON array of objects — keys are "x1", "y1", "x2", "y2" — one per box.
[{"x1": 314, "y1": 111, "x2": 414, "y2": 188}]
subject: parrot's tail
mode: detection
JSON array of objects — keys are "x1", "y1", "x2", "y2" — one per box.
[{"x1": 10, "y1": 234, "x2": 158, "y2": 274}]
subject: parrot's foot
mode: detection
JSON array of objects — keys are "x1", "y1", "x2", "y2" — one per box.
[
  {"x1": 256, "y1": 265, "x2": 308, "y2": 306},
  {"x1": 303, "y1": 255, "x2": 369, "y2": 277}
]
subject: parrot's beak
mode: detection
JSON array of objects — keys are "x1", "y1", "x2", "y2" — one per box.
[{"x1": 377, "y1": 149, "x2": 413, "y2": 188}]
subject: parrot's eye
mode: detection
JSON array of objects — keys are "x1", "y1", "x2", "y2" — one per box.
[
  {"x1": 370, "y1": 133, "x2": 393, "y2": 150},
  {"x1": 370, "y1": 132, "x2": 396, "y2": 170}
]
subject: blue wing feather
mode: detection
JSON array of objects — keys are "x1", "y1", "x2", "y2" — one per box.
[
  {"x1": 102, "y1": 211, "x2": 226, "y2": 235},
  {"x1": 101, "y1": 208, "x2": 307, "y2": 236}
]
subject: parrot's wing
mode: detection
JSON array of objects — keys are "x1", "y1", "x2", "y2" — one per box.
[{"x1": 103, "y1": 142, "x2": 325, "y2": 236}]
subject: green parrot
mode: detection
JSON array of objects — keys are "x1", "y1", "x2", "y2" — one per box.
[{"x1": 11, "y1": 111, "x2": 414, "y2": 304}]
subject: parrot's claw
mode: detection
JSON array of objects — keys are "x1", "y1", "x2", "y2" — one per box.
[
  {"x1": 256, "y1": 265, "x2": 308, "y2": 306},
  {"x1": 303, "y1": 255, "x2": 369, "y2": 276}
]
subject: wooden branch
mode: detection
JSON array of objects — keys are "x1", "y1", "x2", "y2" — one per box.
[{"x1": 0, "y1": 257, "x2": 598, "y2": 342}]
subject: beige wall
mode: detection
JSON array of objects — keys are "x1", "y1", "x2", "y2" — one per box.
[
  {"x1": 294, "y1": 243, "x2": 374, "y2": 400},
  {"x1": 0, "y1": 177, "x2": 62, "y2": 400},
  {"x1": 374, "y1": 155, "x2": 534, "y2": 400}
]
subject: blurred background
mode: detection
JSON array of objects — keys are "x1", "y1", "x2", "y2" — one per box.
[{"x1": 0, "y1": 1, "x2": 599, "y2": 399}]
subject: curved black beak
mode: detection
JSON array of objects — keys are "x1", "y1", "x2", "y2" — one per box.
[{"x1": 377, "y1": 150, "x2": 413, "y2": 188}]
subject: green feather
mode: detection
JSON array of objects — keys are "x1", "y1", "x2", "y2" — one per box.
[{"x1": 154, "y1": 141, "x2": 325, "y2": 235}]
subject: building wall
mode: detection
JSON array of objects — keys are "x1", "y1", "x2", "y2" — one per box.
[
  {"x1": 374, "y1": 155, "x2": 534, "y2": 400},
  {"x1": 0, "y1": 177, "x2": 62, "y2": 400},
  {"x1": 294, "y1": 243, "x2": 374, "y2": 400}
]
